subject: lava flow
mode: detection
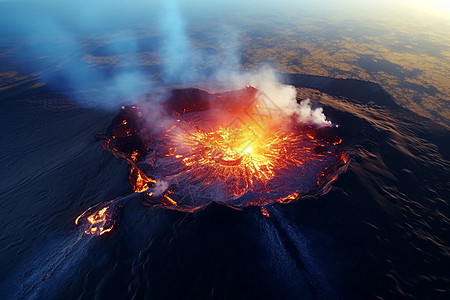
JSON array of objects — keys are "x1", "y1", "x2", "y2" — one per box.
[
  {"x1": 75, "y1": 85, "x2": 348, "y2": 234},
  {"x1": 106, "y1": 86, "x2": 346, "y2": 209},
  {"x1": 75, "y1": 201, "x2": 119, "y2": 236}
]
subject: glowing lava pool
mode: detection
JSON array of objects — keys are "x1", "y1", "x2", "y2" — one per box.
[{"x1": 96, "y1": 86, "x2": 348, "y2": 213}]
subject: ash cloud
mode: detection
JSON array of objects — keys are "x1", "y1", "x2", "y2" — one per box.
[
  {"x1": 1, "y1": 0, "x2": 155, "y2": 109},
  {"x1": 158, "y1": 0, "x2": 195, "y2": 84},
  {"x1": 1, "y1": 0, "x2": 331, "y2": 125},
  {"x1": 157, "y1": 0, "x2": 242, "y2": 85}
]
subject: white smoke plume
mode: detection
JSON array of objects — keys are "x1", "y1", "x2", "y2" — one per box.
[
  {"x1": 151, "y1": 180, "x2": 170, "y2": 197},
  {"x1": 215, "y1": 66, "x2": 331, "y2": 126}
]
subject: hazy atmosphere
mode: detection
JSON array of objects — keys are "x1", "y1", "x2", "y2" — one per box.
[
  {"x1": 1, "y1": 0, "x2": 449, "y2": 299},
  {"x1": 1, "y1": 0, "x2": 449, "y2": 124}
]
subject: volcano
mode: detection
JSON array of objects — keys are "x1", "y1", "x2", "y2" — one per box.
[
  {"x1": 1, "y1": 74, "x2": 448, "y2": 300},
  {"x1": 95, "y1": 86, "x2": 348, "y2": 214}
]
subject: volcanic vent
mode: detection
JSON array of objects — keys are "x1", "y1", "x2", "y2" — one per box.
[{"x1": 98, "y1": 86, "x2": 348, "y2": 212}]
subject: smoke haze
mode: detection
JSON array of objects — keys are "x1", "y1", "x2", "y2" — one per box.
[{"x1": 1, "y1": 0, "x2": 331, "y2": 125}]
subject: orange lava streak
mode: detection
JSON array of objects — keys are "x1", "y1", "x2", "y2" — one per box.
[
  {"x1": 163, "y1": 194, "x2": 178, "y2": 206},
  {"x1": 276, "y1": 192, "x2": 300, "y2": 203},
  {"x1": 131, "y1": 165, "x2": 155, "y2": 193}
]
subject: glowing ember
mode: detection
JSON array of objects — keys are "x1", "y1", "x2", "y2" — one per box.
[
  {"x1": 75, "y1": 204, "x2": 117, "y2": 236},
  {"x1": 261, "y1": 207, "x2": 270, "y2": 218},
  {"x1": 130, "y1": 165, "x2": 155, "y2": 193}
]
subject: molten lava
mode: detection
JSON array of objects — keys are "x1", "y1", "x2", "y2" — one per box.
[
  {"x1": 75, "y1": 202, "x2": 118, "y2": 236},
  {"x1": 130, "y1": 165, "x2": 155, "y2": 193},
  {"x1": 91, "y1": 86, "x2": 348, "y2": 212},
  {"x1": 164, "y1": 121, "x2": 319, "y2": 199},
  {"x1": 75, "y1": 86, "x2": 348, "y2": 235}
]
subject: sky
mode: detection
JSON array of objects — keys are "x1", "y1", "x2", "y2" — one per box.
[{"x1": 0, "y1": 0, "x2": 449, "y2": 118}]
